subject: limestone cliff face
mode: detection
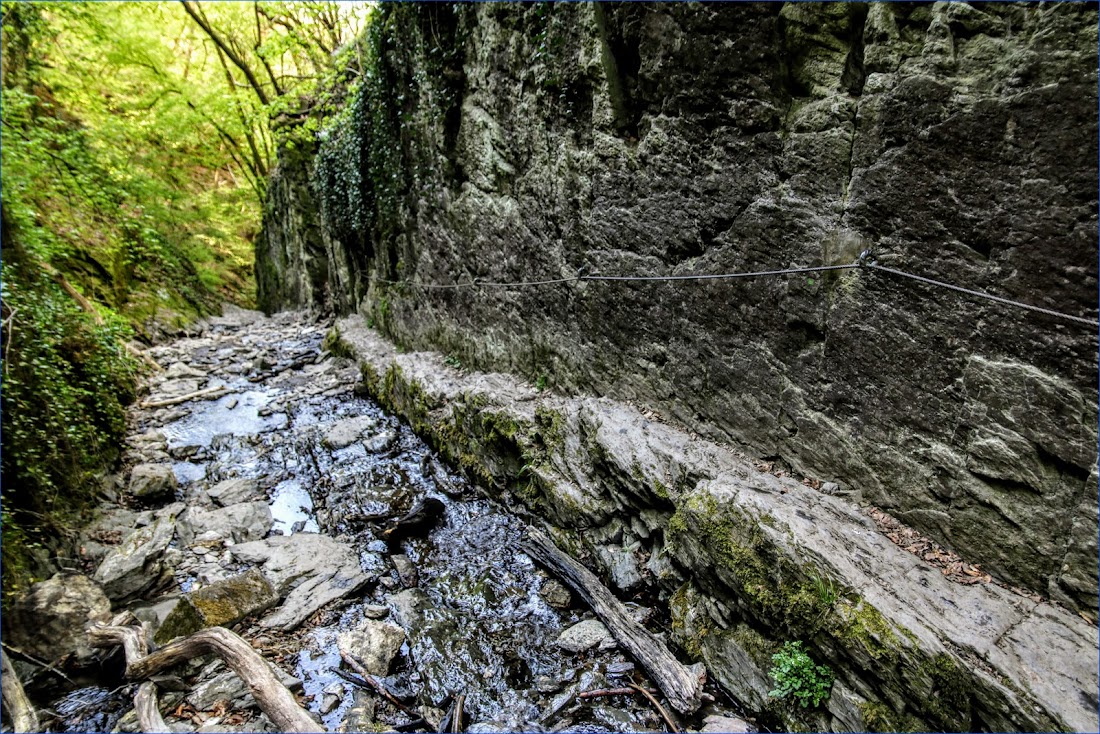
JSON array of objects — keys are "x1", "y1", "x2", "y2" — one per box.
[{"x1": 257, "y1": 2, "x2": 1098, "y2": 612}]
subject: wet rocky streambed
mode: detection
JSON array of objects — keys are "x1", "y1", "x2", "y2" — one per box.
[{"x1": 13, "y1": 308, "x2": 749, "y2": 734}]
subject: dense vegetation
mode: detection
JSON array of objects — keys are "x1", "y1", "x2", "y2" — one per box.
[{"x1": 0, "y1": 1, "x2": 365, "y2": 600}]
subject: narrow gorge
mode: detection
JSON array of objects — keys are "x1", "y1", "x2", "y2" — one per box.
[
  {"x1": 4, "y1": 3, "x2": 1097, "y2": 733},
  {"x1": 251, "y1": 2, "x2": 1099, "y2": 732}
]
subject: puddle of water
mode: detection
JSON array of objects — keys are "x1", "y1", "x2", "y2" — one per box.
[
  {"x1": 269, "y1": 478, "x2": 319, "y2": 535},
  {"x1": 161, "y1": 389, "x2": 285, "y2": 449}
]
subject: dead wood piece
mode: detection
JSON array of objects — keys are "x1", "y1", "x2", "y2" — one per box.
[
  {"x1": 629, "y1": 682, "x2": 681, "y2": 734},
  {"x1": 135, "y1": 681, "x2": 169, "y2": 732},
  {"x1": 90, "y1": 624, "x2": 320, "y2": 733},
  {"x1": 140, "y1": 385, "x2": 229, "y2": 408},
  {"x1": 521, "y1": 528, "x2": 702, "y2": 714},
  {"x1": 1, "y1": 648, "x2": 40, "y2": 733},
  {"x1": 337, "y1": 650, "x2": 422, "y2": 721},
  {"x1": 578, "y1": 687, "x2": 657, "y2": 699}
]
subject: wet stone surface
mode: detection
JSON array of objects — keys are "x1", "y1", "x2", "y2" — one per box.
[{"x1": 47, "y1": 307, "x2": 748, "y2": 733}]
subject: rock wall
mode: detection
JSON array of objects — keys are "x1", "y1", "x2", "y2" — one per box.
[
  {"x1": 330, "y1": 316, "x2": 1099, "y2": 733},
  {"x1": 257, "y1": 3, "x2": 1099, "y2": 612}
]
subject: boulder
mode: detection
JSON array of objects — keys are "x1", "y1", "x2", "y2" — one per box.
[
  {"x1": 129, "y1": 463, "x2": 178, "y2": 500},
  {"x1": 154, "y1": 569, "x2": 278, "y2": 644},
  {"x1": 363, "y1": 429, "x2": 398, "y2": 453},
  {"x1": 176, "y1": 503, "x2": 273, "y2": 546},
  {"x1": 5, "y1": 573, "x2": 111, "y2": 664},
  {"x1": 229, "y1": 534, "x2": 377, "y2": 630},
  {"x1": 321, "y1": 416, "x2": 379, "y2": 449},
  {"x1": 206, "y1": 478, "x2": 263, "y2": 507},
  {"x1": 538, "y1": 579, "x2": 572, "y2": 610},
  {"x1": 94, "y1": 514, "x2": 177, "y2": 601},
  {"x1": 165, "y1": 362, "x2": 207, "y2": 379},
  {"x1": 556, "y1": 619, "x2": 611, "y2": 654},
  {"x1": 337, "y1": 619, "x2": 406, "y2": 675}
]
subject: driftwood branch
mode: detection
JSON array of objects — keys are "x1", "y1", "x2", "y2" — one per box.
[
  {"x1": 1, "y1": 648, "x2": 39, "y2": 733},
  {"x1": 578, "y1": 686, "x2": 658, "y2": 699},
  {"x1": 89, "y1": 625, "x2": 320, "y2": 733},
  {"x1": 521, "y1": 528, "x2": 702, "y2": 715},
  {"x1": 337, "y1": 650, "x2": 421, "y2": 720},
  {"x1": 135, "y1": 681, "x2": 169, "y2": 732},
  {"x1": 629, "y1": 681, "x2": 681, "y2": 733},
  {"x1": 140, "y1": 385, "x2": 229, "y2": 408}
]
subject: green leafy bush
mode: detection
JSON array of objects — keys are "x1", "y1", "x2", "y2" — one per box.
[{"x1": 769, "y1": 641, "x2": 835, "y2": 709}]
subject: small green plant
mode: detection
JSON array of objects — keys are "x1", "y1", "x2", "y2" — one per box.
[
  {"x1": 811, "y1": 572, "x2": 839, "y2": 608},
  {"x1": 444, "y1": 355, "x2": 463, "y2": 369},
  {"x1": 768, "y1": 641, "x2": 834, "y2": 709},
  {"x1": 535, "y1": 373, "x2": 548, "y2": 391}
]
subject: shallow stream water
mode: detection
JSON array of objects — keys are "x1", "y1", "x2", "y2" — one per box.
[{"x1": 42, "y1": 309, "x2": 745, "y2": 733}]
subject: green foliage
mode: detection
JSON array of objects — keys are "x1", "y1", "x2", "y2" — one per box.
[
  {"x1": 768, "y1": 641, "x2": 835, "y2": 709},
  {"x1": 810, "y1": 572, "x2": 840, "y2": 608},
  {"x1": 1, "y1": 229, "x2": 140, "y2": 599}
]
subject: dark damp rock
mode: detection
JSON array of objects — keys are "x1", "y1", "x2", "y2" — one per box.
[
  {"x1": 5, "y1": 573, "x2": 112, "y2": 664},
  {"x1": 129, "y1": 463, "x2": 179, "y2": 500},
  {"x1": 206, "y1": 478, "x2": 263, "y2": 507},
  {"x1": 94, "y1": 513, "x2": 178, "y2": 601},
  {"x1": 538, "y1": 578, "x2": 572, "y2": 610},
  {"x1": 363, "y1": 429, "x2": 398, "y2": 454},
  {"x1": 390, "y1": 554, "x2": 418, "y2": 588},
  {"x1": 154, "y1": 569, "x2": 278, "y2": 644},
  {"x1": 336, "y1": 618, "x2": 406, "y2": 675},
  {"x1": 381, "y1": 496, "x2": 446, "y2": 546}
]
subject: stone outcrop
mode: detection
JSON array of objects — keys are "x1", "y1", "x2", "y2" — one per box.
[
  {"x1": 154, "y1": 569, "x2": 279, "y2": 644},
  {"x1": 93, "y1": 509, "x2": 181, "y2": 601},
  {"x1": 229, "y1": 533, "x2": 378, "y2": 631},
  {"x1": 257, "y1": 2, "x2": 1098, "y2": 618},
  {"x1": 329, "y1": 316, "x2": 1098, "y2": 733},
  {"x1": 3, "y1": 574, "x2": 111, "y2": 664}
]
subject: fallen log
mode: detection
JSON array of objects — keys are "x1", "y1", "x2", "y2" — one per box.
[
  {"x1": 1, "y1": 648, "x2": 39, "y2": 733},
  {"x1": 140, "y1": 385, "x2": 229, "y2": 408},
  {"x1": 521, "y1": 528, "x2": 702, "y2": 715},
  {"x1": 89, "y1": 624, "x2": 320, "y2": 733}
]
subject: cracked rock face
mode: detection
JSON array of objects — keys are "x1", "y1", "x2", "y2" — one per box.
[{"x1": 259, "y1": 2, "x2": 1098, "y2": 612}]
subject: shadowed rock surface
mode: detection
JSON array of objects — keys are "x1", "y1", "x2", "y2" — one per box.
[{"x1": 256, "y1": 2, "x2": 1099, "y2": 618}]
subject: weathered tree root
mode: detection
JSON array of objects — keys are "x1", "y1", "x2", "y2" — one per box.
[
  {"x1": 1, "y1": 648, "x2": 40, "y2": 733},
  {"x1": 522, "y1": 527, "x2": 703, "y2": 715},
  {"x1": 89, "y1": 623, "x2": 321, "y2": 733}
]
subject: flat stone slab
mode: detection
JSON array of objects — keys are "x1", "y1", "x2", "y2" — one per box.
[
  {"x1": 206, "y1": 478, "x2": 263, "y2": 507},
  {"x1": 321, "y1": 416, "x2": 380, "y2": 450},
  {"x1": 229, "y1": 533, "x2": 377, "y2": 631},
  {"x1": 177, "y1": 502, "x2": 273, "y2": 546}
]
